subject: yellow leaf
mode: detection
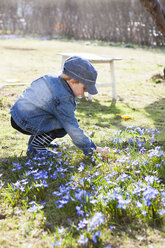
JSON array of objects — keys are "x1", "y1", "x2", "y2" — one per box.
[{"x1": 121, "y1": 115, "x2": 132, "y2": 120}]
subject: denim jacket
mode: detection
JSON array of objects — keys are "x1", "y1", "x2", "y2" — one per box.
[{"x1": 10, "y1": 74, "x2": 96, "y2": 155}]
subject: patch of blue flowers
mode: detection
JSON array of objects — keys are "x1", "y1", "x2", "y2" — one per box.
[{"x1": 1, "y1": 126, "x2": 165, "y2": 247}]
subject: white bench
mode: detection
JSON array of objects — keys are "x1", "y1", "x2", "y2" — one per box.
[{"x1": 57, "y1": 52, "x2": 121, "y2": 101}]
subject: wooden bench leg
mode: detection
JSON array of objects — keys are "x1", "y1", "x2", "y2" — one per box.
[{"x1": 110, "y1": 61, "x2": 117, "y2": 101}]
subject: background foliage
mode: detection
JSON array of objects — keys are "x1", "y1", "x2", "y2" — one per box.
[{"x1": 0, "y1": 0, "x2": 165, "y2": 46}]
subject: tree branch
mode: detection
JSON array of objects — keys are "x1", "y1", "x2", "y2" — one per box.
[{"x1": 140, "y1": 0, "x2": 165, "y2": 37}]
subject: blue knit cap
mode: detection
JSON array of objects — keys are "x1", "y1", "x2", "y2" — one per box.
[{"x1": 62, "y1": 56, "x2": 98, "y2": 95}]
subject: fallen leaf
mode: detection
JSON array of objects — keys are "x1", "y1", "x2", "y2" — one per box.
[
  {"x1": 89, "y1": 131, "x2": 95, "y2": 137},
  {"x1": 121, "y1": 115, "x2": 132, "y2": 120},
  {"x1": 116, "y1": 114, "x2": 132, "y2": 120}
]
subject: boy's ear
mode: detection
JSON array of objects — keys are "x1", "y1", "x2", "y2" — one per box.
[
  {"x1": 70, "y1": 79, "x2": 79, "y2": 84},
  {"x1": 67, "y1": 79, "x2": 76, "y2": 88},
  {"x1": 68, "y1": 79, "x2": 74, "y2": 85}
]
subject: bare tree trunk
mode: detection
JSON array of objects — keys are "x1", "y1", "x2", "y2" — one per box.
[{"x1": 140, "y1": 0, "x2": 165, "y2": 37}]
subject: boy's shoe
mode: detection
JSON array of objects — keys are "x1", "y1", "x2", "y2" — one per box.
[
  {"x1": 26, "y1": 145, "x2": 38, "y2": 156},
  {"x1": 27, "y1": 146, "x2": 57, "y2": 156},
  {"x1": 47, "y1": 142, "x2": 59, "y2": 148},
  {"x1": 27, "y1": 134, "x2": 59, "y2": 156}
]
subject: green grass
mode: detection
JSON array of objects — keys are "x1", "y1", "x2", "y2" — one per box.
[{"x1": 0, "y1": 39, "x2": 165, "y2": 248}]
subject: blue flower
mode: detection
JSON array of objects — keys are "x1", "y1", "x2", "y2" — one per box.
[
  {"x1": 14, "y1": 180, "x2": 21, "y2": 189},
  {"x1": 114, "y1": 149, "x2": 121, "y2": 154},
  {"x1": 117, "y1": 173, "x2": 130, "y2": 182},
  {"x1": 132, "y1": 182, "x2": 145, "y2": 196},
  {"x1": 27, "y1": 204, "x2": 44, "y2": 212},
  {"x1": 142, "y1": 160, "x2": 149, "y2": 166},
  {"x1": 161, "y1": 197, "x2": 165, "y2": 207},
  {"x1": 35, "y1": 180, "x2": 48, "y2": 188},
  {"x1": 59, "y1": 185, "x2": 68, "y2": 194},
  {"x1": 88, "y1": 212, "x2": 105, "y2": 231},
  {"x1": 12, "y1": 162, "x2": 22, "y2": 171},
  {"x1": 78, "y1": 234, "x2": 88, "y2": 245},
  {"x1": 135, "y1": 127, "x2": 144, "y2": 135},
  {"x1": 0, "y1": 181, "x2": 5, "y2": 188},
  {"x1": 134, "y1": 170, "x2": 141, "y2": 175},
  {"x1": 78, "y1": 163, "x2": 85, "y2": 172},
  {"x1": 92, "y1": 231, "x2": 101, "y2": 244},
  {"x1": 143, "y1": 186, "x2": 159, "y2": 206},
  {"x1": 76, "y1": 206, "x2": 84, "y2": 217},
  {"x1": 50, "y1": 171, "x2": 57, "y2": 179},
  {"x1": 21, "y1": 179, "x2": 29, "y2": 185},
  {"x1": 34, "y1": 170, "x2": 48, "y2": 180},
  {"x1": 141, "y1": 210, "x2": 147, "y2": 216},
  {"x1": 52, "y1": 239, "x2": 63, "y2": 247},
  {"x1": 136, "y1": 139, "x2": 145, "y2": 148},
  {"x1": 78, "y1": 218, "x2": 88, "y2": 229},
  {"x1": 20, "y1": 185, "x2": 25, "y2": 192},
  {"x1": 26, "y1": 169, "x2": 38, "y2": 177},
  {"x1": 117, "y1": 197, "x2": 131, "y2": 210},
  {"x1": 128, "y1": 138, "x2": 133, "y2": 144},
  {"x1": 58, "y1": 227, "x2": 65, "y2": 234},
  {"x1": 117, "y1": 155, "x2": 130, "y2": 164},
  {"x1": 135, "y1": 201, "x2": 143, "y2": 209},
  {"x1": 145, "y1": 175, "x2": 159, "y2": 184},
  {"x1": 75, "y1": 190, "x2": 91, "y2": 203},
  {"x1": 139, "y1": 147, "x2": 146, "y2": 154},
  {"x1": 158, "y1": 150, "x2": 164, "y2": 157},
  {"x1": 57, "y1": 199, "x2": 69, "y2": 208},
  {"x1": 15, "y1": 209, "x2": 22, "y2": 215},
  {"x1": 148, "y1": 147, "x2": 164, "y2": 158},
  {"x1": 132, "y1": 159, "x2": 139, "y2": 166},
  {"x1": 158, "y1": 209, "x2": 165, "y2": 216}
]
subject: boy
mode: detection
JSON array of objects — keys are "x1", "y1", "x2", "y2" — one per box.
[{"x1": 10, "y1": 56, "x2": 109, "y2": 158}]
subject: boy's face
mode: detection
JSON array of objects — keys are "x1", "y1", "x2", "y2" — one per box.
[{"x1": 68, "y1": 79, "x2": 87, "y2": 97}]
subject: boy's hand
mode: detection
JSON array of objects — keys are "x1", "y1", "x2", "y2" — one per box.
[{"x1": 96, "y1": 146, "x2": 110, "y2": 159}]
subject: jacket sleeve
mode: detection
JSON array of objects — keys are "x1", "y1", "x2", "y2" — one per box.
[{"x1": 52, "y1": 96, "x2": 96, "y2": 155}]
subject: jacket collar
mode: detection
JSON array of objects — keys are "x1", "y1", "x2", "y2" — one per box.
[{"x1": 59, "y1": 76, "x2": 75, "y2": 97}]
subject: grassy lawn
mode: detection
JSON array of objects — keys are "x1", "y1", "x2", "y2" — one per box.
[{"x1": 0, "y1": 38, "x2": 165, "y2": 247}]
